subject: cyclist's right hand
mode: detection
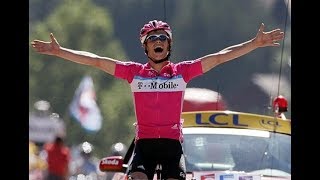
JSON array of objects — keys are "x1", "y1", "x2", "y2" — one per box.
[{"x1": 31, "y1": 33, "x2": 61, "y2": 56}]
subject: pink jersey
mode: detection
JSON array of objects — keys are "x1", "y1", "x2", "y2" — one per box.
[{"x1": 114, "y1": 59, "x2": 203, "y2": 141}]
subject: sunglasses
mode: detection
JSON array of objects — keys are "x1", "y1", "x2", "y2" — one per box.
[{"x1": 146, "y1": 34, "x2": 169, "y2": 42}]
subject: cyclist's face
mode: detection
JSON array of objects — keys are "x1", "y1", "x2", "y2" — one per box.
[{"x1": 145, "y1": 30, "x2": 170, "y2": 60}]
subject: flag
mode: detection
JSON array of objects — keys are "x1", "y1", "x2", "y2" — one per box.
[{"x1": 69, "y1": 75, "x2": 102, "y2": 132}]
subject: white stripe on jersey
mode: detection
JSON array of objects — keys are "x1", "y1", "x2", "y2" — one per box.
[{"x1": 131, "y1": 75, "x2": 187, "y2": 92}]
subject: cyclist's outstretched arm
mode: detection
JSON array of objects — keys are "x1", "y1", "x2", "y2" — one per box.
[
  {"x1": 31, "y1": 33, "x2": 120, "y2": 75},
  {"x1": 200, "y1": 23, "x2": 284, "y2": 73}
]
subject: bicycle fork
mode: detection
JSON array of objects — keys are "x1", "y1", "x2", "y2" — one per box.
[{"x1": 155, "y1": 164, "x2": 162, "y2": 180}]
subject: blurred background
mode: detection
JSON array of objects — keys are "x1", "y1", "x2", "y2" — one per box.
[{"x1": 29, "y1": 0, "x2": 291, "y2": 179}]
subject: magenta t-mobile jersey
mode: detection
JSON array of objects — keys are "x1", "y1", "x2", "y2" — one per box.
[{"x1": 114, "y1": 59, "x2": 203, "y2": 142}]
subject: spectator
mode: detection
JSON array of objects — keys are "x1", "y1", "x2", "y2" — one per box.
[
  {"x1": 70, "y1": 141, "x2": 108, "y2": 180},
  {"x1": 43, "y1": 136, "x2": 70, "y2": 180},
  {"x1": 29, "y1": 140, "x2": 47, "y2": 180}
]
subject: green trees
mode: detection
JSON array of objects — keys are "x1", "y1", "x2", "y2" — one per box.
[{"x1": 29, "y1": 0, "x2": 134, "y2": 157}]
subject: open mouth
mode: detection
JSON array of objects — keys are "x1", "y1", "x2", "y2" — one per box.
[{"x1": 154, "y1": 47, "x2": 164, "y2": 53}]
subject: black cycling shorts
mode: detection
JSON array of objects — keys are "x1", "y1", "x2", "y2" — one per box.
[{"x1": 127, "y1": 138, "x2": 186, "y2": 180}]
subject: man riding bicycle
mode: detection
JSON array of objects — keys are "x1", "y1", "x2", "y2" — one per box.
[{"x1": 31, "y1": 19, "x2": 284, "y2": 180}]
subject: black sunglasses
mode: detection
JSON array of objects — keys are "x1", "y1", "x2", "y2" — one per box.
[{"x1": 146, "y1": 34, "x2": 169, "y2": 42}]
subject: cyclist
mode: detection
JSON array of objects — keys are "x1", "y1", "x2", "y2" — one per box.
[{"x1": 31, "y1": 19, "x2": 284, "y2": 180}]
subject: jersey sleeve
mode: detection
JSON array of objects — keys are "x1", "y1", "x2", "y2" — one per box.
[
  {"x1": 176, "y1": 59, "x2": 203, "y2": 82},
  {"x1": 114, "y1": 61, "x2": 143, "y2": 83}
]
